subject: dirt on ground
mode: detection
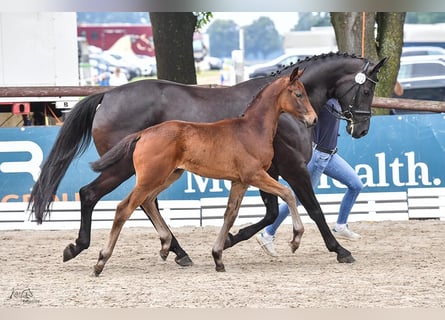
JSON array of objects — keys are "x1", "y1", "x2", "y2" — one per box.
[{"x1": 1, "y1": 220, "x2": 444, "y2": 308}]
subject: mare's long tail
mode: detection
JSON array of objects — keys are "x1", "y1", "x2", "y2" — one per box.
[
  {"x1": 28, "y1": 92, "x2": 104, "y2": 223},
  {"x1": 90, "y1": 133, "x2": 140, "y2": 173}
]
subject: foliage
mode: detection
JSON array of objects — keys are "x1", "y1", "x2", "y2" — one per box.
[
  {"x1": 293, "y1": 12, "x2": 331, "y2": 31},
  {"x1": 405, "y1": 12, "x2": 445, "y2": 24},
  {"x1": 244, "y1": 17, "x2": 283, "y2": 60},
  {"x1": 206, "y1": 19, "x2": 240, "y2": 58},
  {"x1": 195, "y1": 12, "x2": 213, "y2": 30}
]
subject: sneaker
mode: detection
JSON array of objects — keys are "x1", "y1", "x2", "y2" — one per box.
[
  {"x1": 332, "y1": 225, "x2": 361, "y2": 241},
  {"x1": 256, "y1": 231, "x2": 278, "y2": 257}
]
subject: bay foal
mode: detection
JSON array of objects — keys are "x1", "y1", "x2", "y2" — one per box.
[{"x1": 90, "y1": 67, "x2": 317, "y2": 274}]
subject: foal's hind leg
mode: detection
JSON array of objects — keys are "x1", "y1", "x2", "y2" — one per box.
[
  {"x1": 140, "y1": 200, "x2": 193, "y2": 267},
  {"x1": 94, "y1": 187, "x2": 150, "y2": 276},
  {"x1": 212, "y1": 182, "x2": 248, "y2": 272},
  {"x1": 140, "y1": 169, "x2": 193, "y2": 266}
]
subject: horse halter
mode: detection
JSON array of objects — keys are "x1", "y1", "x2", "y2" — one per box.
[{"x1": 337, "y1": 61, "x2": 377, "y2": 123}]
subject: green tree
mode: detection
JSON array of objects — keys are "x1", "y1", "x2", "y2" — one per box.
[
  {"x1": 293, "y1": 12, "x2": 330, "y2": 31},
  {"x1": 244, "y1": 17, "x2": 283, "y2": 60},
  {"x1": 206, "y1": 19, "x2": 240, "y2": 58},
  {"x1": 405, "y1": 12, "x2": 445, "y2": 24}
]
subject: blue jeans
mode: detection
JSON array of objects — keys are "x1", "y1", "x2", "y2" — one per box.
[{"x1": 265, "y1": 148, "x2": 363, "y2": 236}]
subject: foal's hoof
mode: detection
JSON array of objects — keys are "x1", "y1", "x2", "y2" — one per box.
[
  {"x1": 337, "y1": 253, "x2": 356, "y2": 263},
  {"x1": 159, "y1": 250, "x2": 169, "y2": 261},
  {"x1": 288, "y1": 241, "x2": 300, "y2": 253},
  {"x1": 63, "y1": 243, "x2": 76, "y2": 262},
  {"x1": 175, "y1": 255, "x2": 194, "y2": 267},
  {"x1": 93, "y1": 265, "x2": 103, "y2": 277}
]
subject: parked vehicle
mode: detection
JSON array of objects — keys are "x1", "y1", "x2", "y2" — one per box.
[
  {"x1": 401, "y1": 46, "x2": 445, "y2": 57},
  {"x1": 106, "y1": 52, "x2": 157, "y2": 77},
  {"x1": 90, "y1": 52, "x2": 140, "y2": 80},
  {"x1": 392, "y1": 55, "x2": 445, "y2": 114}
]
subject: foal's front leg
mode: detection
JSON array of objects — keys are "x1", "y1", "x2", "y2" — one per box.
[
  {"x1": 248, "y1": 171, "x2": 304, "y2": 251},
  {"x1": 212, "y1": 182, "x2": 248, "y2": 272}
]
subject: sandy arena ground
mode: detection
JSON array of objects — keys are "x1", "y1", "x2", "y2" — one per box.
[{"x1": 1, "y1": 220, "x2": 444, "y2": 308}]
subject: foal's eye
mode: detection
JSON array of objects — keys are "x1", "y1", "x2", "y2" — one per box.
[{"x1": 295, "y1": 92, "x2": 302, "y2": 98}]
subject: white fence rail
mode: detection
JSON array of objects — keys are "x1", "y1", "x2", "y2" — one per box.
[{"x1": 0, "y1": 188, "x2": 444, "y2": 230}]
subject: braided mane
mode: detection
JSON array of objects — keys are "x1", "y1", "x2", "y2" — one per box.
[{"x1": 270, "y1": 52, "x2": 369, "y2": 78}]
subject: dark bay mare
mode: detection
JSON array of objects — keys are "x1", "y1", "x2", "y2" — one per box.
[
  {"x1": 90, "y1": 68, "x2": 317, "y2": 274},
  {"x1": 29, "y1": 52, "x2": 387, "y2": 266}
]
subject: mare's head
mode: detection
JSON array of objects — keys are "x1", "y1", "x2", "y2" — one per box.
[
  {"x1": 270, "y1": 53, "x2": 388, "y2": 138},
  {"x1": 279, "y1": 67, "x2": 317, "y2": 128},
  {"x1": 332, "y1": 55, "x2": 388, "y2": 138}
]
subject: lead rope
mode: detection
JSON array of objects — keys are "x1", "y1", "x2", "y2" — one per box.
[{"x1": 361, "y1": 12, "x2": 366, "y2": 57}]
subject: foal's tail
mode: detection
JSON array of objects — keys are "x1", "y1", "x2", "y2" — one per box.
[
  {"x1": 28, "y1": 92, "x2": 104, "y2": 224},
  {"x1": 90, "y1": 133, "x2": 140, "y2": 173}
]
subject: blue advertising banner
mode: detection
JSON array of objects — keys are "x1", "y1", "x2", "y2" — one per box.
[{"x1": 0, "y1": 114, "x2": 444, "y2": 204}]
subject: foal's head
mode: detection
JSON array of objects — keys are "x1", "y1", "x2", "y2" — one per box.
[{"x1": 280, "y1": 67, "x2": 317, "y2": 128}]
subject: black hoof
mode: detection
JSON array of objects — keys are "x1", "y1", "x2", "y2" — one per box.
[
  {"x1": 215, "y1": 265, "x2": 226, "y2": 272},
  {"x1": 63, "y1": 243, "x2": 76, "y2": 262},
  {"x1": 337, "y1": 253, "x2": 356, "y2": 263},
  {"x1": 175, "y1": 255, "x2": 194, "y2": 267}
]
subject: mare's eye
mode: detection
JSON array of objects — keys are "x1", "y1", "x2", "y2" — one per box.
[
  {"x1": 363, "y1": 89, "x2": 370, "y2": 96},
  {"x1": 295, "y1": 92, "x2": 302, "y2": 98}
]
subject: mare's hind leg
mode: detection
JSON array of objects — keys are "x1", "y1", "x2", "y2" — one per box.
[
  {"x1": 63, "y1": 166, "x2": 134, "y2": 262},
  {"x1": 94, "y1": 187, "x2": 150, "y2": 276},
  {"x1": 212, "y1": 182, "x2": 248, "y2": 272}
]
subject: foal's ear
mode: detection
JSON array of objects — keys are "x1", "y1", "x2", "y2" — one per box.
[{"x1": 290, "y1": 67, "x2": 304, "y2": 83}]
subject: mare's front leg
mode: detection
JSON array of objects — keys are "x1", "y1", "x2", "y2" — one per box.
[
  {"x1": 284, "y1": 167, "x2": 355, "y2": 263},
  {"x1": 63, "y1": 166, "x2": 134, "y2": 262},
  {"x1": 212, "y1": 182, "x2": 248, "y2": 272}
]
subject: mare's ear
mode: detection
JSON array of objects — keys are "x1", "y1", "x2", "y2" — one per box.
[
  {"x1": 290, "y1": 67, "x2": 304, "y2": 83},
  {"x1": 369, "y1": 57, "x2": 389, "y2": 75}
]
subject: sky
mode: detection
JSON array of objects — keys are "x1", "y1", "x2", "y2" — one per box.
[{"x1": 205, "y1": 12, "x2": 300, "y2": 35}]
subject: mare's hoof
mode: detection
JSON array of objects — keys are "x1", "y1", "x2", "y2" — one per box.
[
  {"x1": 63, "y1": 243, "x2": 76, "y2": 262},
  {"x1": 337, "y1": 253, "x2": 356, "y2": 263},
  {"x1": 175, "y1": 255, "x2": 194, "y2": 267},
  {"x1": 215, "y1": 265, "x2": 226, "y2": 272}
]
